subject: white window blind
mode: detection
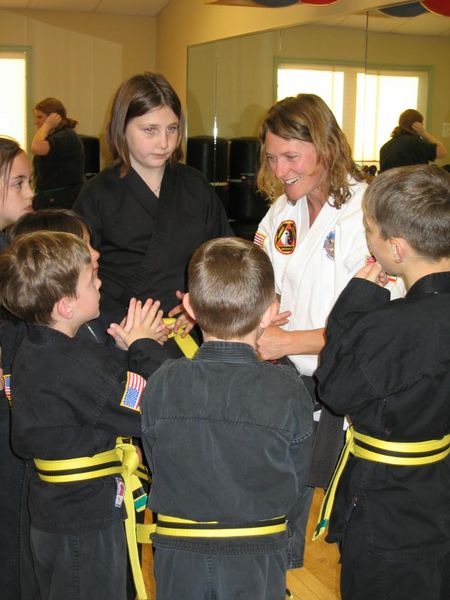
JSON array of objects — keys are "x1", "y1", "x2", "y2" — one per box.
[
  {"x1": 277, "y1": 62, "x2": 429, "y2": 166},
  {"x1": 0, "y1": 49, "x2": 28, "y2": 149}
]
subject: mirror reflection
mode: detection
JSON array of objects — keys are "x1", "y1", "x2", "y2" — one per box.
[{"x1": 187, "y1": 6, "x2": 450, "y2": 170}]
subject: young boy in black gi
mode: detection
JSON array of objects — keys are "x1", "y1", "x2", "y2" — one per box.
[
  {"x1": 314, "y1": 164, "x2": 450, "y2": 600},
  {"x1": 0, "y1": 231, "x2": 166, "y2": 600},
  {"x1": 141, "y1": 237, "x2": 313, "y2": 600}
]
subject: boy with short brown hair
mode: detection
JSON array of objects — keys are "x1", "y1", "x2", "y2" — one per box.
[
  {"x1": 141, "y1": 237, "x2": 313, "y2": 600},
  {"x1": 0, "y1": 231, "x2": 165, "y2": 600},
  {"x1": 315, "y1": 164, "x2": 450, "y2": 600}
]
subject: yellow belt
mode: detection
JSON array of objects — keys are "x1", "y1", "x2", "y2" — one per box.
[
  {"x1": 313, "y1": 427, "x2": 450, "y2": 541},
  {"x1": 163, "y1": 317, "x2": 198, "y2": 359},
  {"x1": 34, "y1": 442, "x2": 149, "y2": 600},
  {"x1": 137, "y1": 514, "x2": 287, "y2": 544}
]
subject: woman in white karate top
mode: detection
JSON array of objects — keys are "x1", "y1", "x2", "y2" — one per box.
[{"x1": 254, "y1": 93, "x2": 404, "y2": 568}]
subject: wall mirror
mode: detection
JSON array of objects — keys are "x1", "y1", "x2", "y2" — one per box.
[
  {"x1": 186, "y1": 3, "x2": 449, "y2": 237},
  {"x1": 187, "y1": 4, "x2": 450, "y2": 173}
]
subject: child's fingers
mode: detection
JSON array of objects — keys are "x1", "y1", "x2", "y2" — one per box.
[
  {"x1": 142, "y1": 300, "x2": 161, "y2": 327},
  {"x1": 355, "y1": 262, "x2": 382, "y2": 281},
  {"x1": 107, "y1": 324, "x2": 129, "y2": 350},
  {"x1": 123, "y1": 298, "x2": 137, "y2": 331},
  {"x1": 140, "y1": 298, "x2": 155, "y2": 320}
]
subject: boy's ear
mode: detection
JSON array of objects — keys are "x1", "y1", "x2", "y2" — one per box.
[
  {"x1": 52, "y1": 296, "x2": 75, "y2": 322},
  {"x1": 260, "y1": 300, "x2": 278, "y2": 329},
  {"x1": 390, "y1": 237, "x2": 409, "y2": 264},
  {"x1": 182, "y1": 293, "x2": 196, "y2": 321}
]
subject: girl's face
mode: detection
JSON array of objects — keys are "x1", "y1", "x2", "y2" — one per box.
[
  {"x1": 34, "y1": 110, "x2": 47, "y2": 128},
  {"x1": 81, "y1": 226, "x2": 100, "y2": 276},
  {"x1": 0, "y1": 152, "x2": 34, "y2": 229},
  {"x1": 125, "y1": 105, "x2": 179, "y2": 176}
]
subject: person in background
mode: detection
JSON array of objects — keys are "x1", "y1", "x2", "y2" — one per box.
[
  {"x1": 379, "y1": 108, "x2": 447, "y2": 172},
  {"x1": 141, "y1": 237, "x2": 313, "y2": 600},
  {"x1": 254, "y1": 93, "x2": 404, "y2": 569},
  {"x1": 0, "y1": 136, "x2": 36, "y2": 600},
  {"x1": 315, "y1": 164, "x2": 450, "y2": 600},
  {"x1": 74, "y1": 72, "x2": 232, "y2": 340},
  {"x1": 31, "y1": 97, "x2": 85, "y2": 210},
  {"x1": 0, "y1": 136, "x2": 34, "y2": 250}
]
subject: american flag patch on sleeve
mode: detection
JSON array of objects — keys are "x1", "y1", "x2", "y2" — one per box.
[
  {"x1": 254, "y1": 231, "x2": 266, "y2": 249},
  {"x1": 2, "y1": 374, "x2": 11, "y2": 404},
  {"x1": 120, "y1": 372, "x2": 146, "y2": 413}
]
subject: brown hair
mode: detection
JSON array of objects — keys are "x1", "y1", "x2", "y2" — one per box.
[
  {"x1": 391, "y1": 108, "x2": 423, "y2": 138},
  {"x1": 9, "y1": 208, "x2": 87, "y2": 241},
  {"x1": 188, "y1": 237, "x2": 275, "y2": 339},
  {"x1": 363, "y1": 164, "x2": 450, "y2": 260},
  {"x1": 0, "y1": 231, "x2": 92, "y2": 324},
  {"x1": 106, "y1": 72, "x2": 184, "y2": 177},
  {"x1": 257, "y1": 94, "x2": 363, "y2": 208},
  {"x1": 0, "y1": 137, "x2": 23, "y2": 203},
  {"x1": 34, "y1": 97, "x2": 78, "y2": 129}
]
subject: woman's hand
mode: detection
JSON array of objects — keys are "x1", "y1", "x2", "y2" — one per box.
[
  {"x1": 45, "y1": 112, "x2": 62, "y2": 130},
  {"x1": 270, "y1": 309, "x2": 291, "y2": 327},
  {"x1": 256, "y1": 325, "x2": 290, "y2": 361},
  {"x1": 167, "y1": 290, "x2": 196, "y2": 336}
]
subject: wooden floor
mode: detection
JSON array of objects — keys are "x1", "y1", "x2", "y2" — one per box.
[{"x1": 142, "y1": 488, "x2": 341, "y2": 599}]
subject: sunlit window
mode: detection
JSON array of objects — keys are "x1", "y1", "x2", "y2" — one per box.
[
  {"x1": 276, "y1": 62, "x2": 429, "y2": 167},
  {"x1": 0, "y1": 50, "x2": 29, "y2": 149},
  {"x1": 277, "y1": 67, "x2": 344, "y2": 125}
]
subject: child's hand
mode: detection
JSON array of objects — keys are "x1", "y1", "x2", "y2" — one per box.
[
  {"x1": 355, "y1": 262, "x2": 389, "y2": 287},
  {"x1": 167, "y1": 290, "x2": 196, "y2": 336},
  {"x1": 108, "y1": 298, "x2": 169, "y2": 349}
]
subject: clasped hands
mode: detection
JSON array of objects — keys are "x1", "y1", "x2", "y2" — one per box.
[{"x1": 107, "y1": 290, "x2": 196, "y2": 351}]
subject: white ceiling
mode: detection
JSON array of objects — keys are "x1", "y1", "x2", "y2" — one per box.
[{"x1": 0, "y1": 0, "x2": 170, "y2": 17}]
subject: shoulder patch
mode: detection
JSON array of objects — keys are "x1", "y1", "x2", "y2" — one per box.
[
  {"x1": 323, "y1": 230, "x2": 335, "y2": 260},
  {"x1": 2, "y1": 374, "x2": 11, "y2": 405},
  {"x1": 254, "y1": 230, "x2": 266, "y2": 249},
  {"x1": 120, "y1": 371, "x2": 146, "y2": 413},
  {"x1": 275, "y1": 220, "x2": 296, "y2": 254}
]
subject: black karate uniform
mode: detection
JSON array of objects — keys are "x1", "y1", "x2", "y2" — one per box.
[
  {"x1": 316, "y1": 274, "x2": 450, "y2": 600},
  {"x1": 33, "y1": 126, "x2": 85, "y2": 210},
  {"x1": 74, "y1": 162, "x2": 233, "y2": 325},
  {"x1": 9, "y1": 324, "x2": 146, "y2": 600},
  {"x1": 379, "y1": 130, "x2": 437, "y2": 172},
  {"x1": 141, "y1": 342, "x2": 314, "y2": 600}
]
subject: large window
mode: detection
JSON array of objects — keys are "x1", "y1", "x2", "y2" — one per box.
[
  {"x1": 276, "y1": 61, "x2": 430, "y2": 166},
  {"x1": 0, "y1": 48, "x2": 30, "y2": 149}
]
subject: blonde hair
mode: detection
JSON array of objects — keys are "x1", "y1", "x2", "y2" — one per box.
[{"x1": 257, "y1": 94, "x2": 363, "y2": 208}]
